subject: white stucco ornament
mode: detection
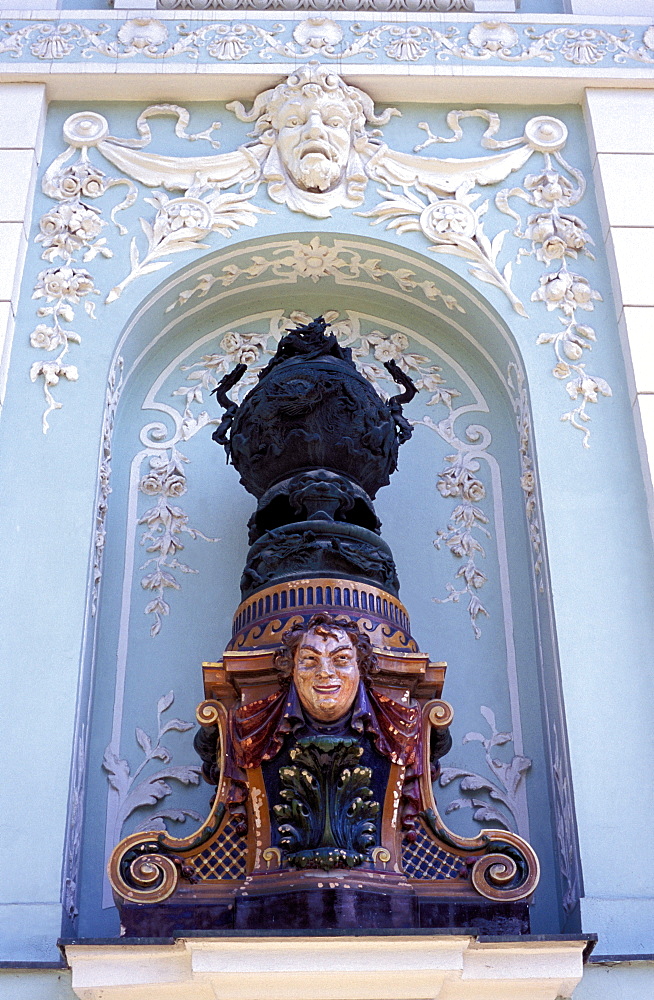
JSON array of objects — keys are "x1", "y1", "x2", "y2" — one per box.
[
  {"x1": 58, "y1": 63, "x2": 545, "y2": 221},
  {"x1": 63, "y1": 111, "x2": 110, "y2": 148},
  {"x1": 116, "y1": 18, "x2": 169, "y2": 53},
  {"x1": 467, "y1": 21, "x2": 519, "y2": 54},
  {"x1": 34, "y1": 65, "x2": 603, "y2": 435},
  {"x1": 292, "y1": 17, "x2": 344, "y2": 51},
  {"x1": 523, "y1": 116, "x2": 568, "y2": 153},
  {"x1": 420, "y1": 201, "x2": 477, "y2": 240}
]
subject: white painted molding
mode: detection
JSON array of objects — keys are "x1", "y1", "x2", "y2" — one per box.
[
  {"x1": 0, "y1": 0, "x2": 59, "y2": 8},
  {"x1": 570, "y1": 0, "x2": 654, "y2": 15},
  {"x1": 0, "y1": 83, "x2": 46, "y2": 415},
  {"x1": 623, "y1": 308, "x2": 654, "y2": 396},
  {"x1": 585, "y1": 89, "x2": 654, "y2": 159},
  {"x1": 115, "y1": 0, "x2": 158, "y2": 9},
  {"x1": 64, "y1": 935, "x2": 589, "y2": 1000},
  {"x1": 2, "y1": 16, "x2": 654, "y2": 104},
  {"x1": 0, "y1": 83, "x2": 47, "y2": 152},
  {"x1": 0, "y1": 301, "x2": 15, "y2": 409}
]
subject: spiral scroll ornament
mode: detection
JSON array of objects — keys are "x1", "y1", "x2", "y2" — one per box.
[
  {"x1": 470, "y1": 834, "x2": 540, "y2": 902},
  {"x1": 428, "y1": 700, "x2": 454, "y2": 729},
  {"x1": 196, "y1": 699, "x2": 223, "y2": 728},
  {"x1": 108, "y1": 699, "x2": 231, "y2": 904},
  {"x1": 108, "y1": 833, "x2": 180, "y2": 904},
  {"x1": 419, "y1": 701, "x2": 540, "y2": 903}
]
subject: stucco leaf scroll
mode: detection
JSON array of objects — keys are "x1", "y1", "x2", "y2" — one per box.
[
  {"x1": 439, "y1": 705, "x2": 532, "y2": 834},
  {"x1": 507, "y1": 364, "x2": 543, "y2": 590},
  {"x1": 166, "y1": 237, "x2": 465, "y2": 315},
  {"x1": 552, "y1": 724, "x2": 581, "y2": 914},
  {"x1": 103, "y1": 691, "x2": 202, "y2": 837},
  {"x1": 361, "y1": 184, "x2": 526, "y2": 317}
]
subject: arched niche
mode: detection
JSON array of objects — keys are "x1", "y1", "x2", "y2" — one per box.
[{"x1": 69, "y1": 233, "x2": 579, "y2": 938}]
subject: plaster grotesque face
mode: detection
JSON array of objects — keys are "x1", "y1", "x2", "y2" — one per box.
[
  {"x1": 272, "y1": 93, "x2": 353, "y2": 193},
  {"x1": 293, "y1": 627, "x2": 360, "y2": 722}
]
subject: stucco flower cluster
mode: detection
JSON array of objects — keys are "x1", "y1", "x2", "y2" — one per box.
[
  {"x1": 160, "y1": 197, "x2": 212, "y2": 236},
  {"x1": 138, "y1": 453, "x2": 216, "y2": 637},
  {"x1": 523, "y1": 169, "x2": 574, "y2": 208},
  {"x1": 30, "y1": 266, "x2": 98, "y2": 430},
  {"x1": 34, "y1": 266, "x2": 95, "y2": 304},
  {"x1": 31, "y1": 134, "x2": 118, "y2": 431},
  {"x1": 218, "y1": 332, "x2": 261, "y2": 368},
  {"x1": 434, "y1": 459, "x2": 490, "y2": 640},
  {"x1": 30, "y1": 360, "x2": 79, "y2": 387},
  {"x1": 499, "y1": 153, "x2": 609, "y2": 446},
  {"x1": 366, "y1": 331, "x2": 409, "y2": 365},
  {"x1": 437, "y1": 462, "x2": 486, "y2": 504},
  {"x1": 140, "y1": 467, "x2": 187, "y2": 499},
  {"x1": 280, "y1": 240, "x2": 347, "y2": 283},
  {"x1": 37, "y1": 203, "x2": 108, "y2": 262},
  {"x1": 51, "y1": 162, "x2": 107, "y2": 201},
  {"x1": 181, "y1": 330, "x2": 268, "y2": 387},
  {"x1": 525, "y1": 212, "x2": 593, "y2": 264},
  {"x1": 532, "y1": 270, "x2": 600, "y2": 316},
  {"x1": 426, "y1": 202, "x2": 477, "y2": 239}
]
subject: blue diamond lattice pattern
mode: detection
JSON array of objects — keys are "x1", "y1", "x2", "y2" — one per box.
[
  {"x1": 192, "y1": 817, "x2": 247, "y2": 880},
  {"x1": 402, "y1": 825, "x2": 464, "y2": 880}
]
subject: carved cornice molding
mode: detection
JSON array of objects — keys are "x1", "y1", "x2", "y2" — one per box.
[{"x1": 2, "y1": 14, "x2": 654, "y2": 73}]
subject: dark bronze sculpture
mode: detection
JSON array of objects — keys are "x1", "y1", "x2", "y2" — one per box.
[{"x1": 109, "y1": 317, "x2": 539, "y2": 933}]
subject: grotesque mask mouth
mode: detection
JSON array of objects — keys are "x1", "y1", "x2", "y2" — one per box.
[{"x1": 299, "y1": 141, "x2": 334, "y2": 161}]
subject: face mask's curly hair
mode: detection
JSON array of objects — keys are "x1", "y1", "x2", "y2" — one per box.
[{"x1": 273, "y1": 612, "x2": 379, "y2": 683}]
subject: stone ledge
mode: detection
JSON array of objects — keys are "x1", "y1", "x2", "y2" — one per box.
[{"x1": 63, "y1": 933, "x2": 592, "y2": 1000}]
